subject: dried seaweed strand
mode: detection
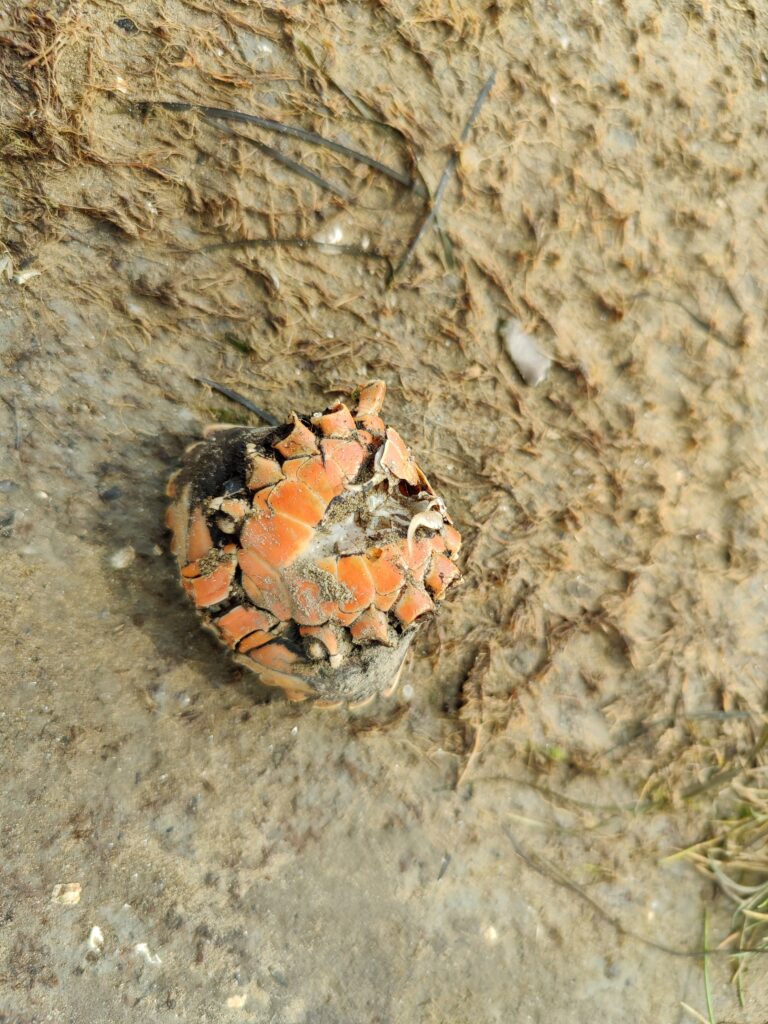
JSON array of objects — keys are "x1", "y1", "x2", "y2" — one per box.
[
  {"x1": 195, "y1": 378, "x2": 279, "y2": 426},
  {"x1": 392, "y1": 70, "x2": 496, "y2": 280},
  {"x1": 139, "y1": 99, "x2": 415, "y2": 189}
]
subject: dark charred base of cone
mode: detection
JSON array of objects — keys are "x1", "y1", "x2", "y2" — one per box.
[
  {"x1": 232, "y1": 631, "x2": 412, "y2": 706},
  {"x1": 171, "y1": 424, "x2": 275, "y2": 510}
]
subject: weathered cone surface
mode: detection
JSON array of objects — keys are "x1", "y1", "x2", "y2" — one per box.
[{"x1": 166, "y1": 381, "x2": 462, "y2": 706}]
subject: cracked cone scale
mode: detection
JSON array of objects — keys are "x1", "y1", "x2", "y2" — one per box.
[{"x1": 166, "y1": 381, "x2": 462, "y2": 707}]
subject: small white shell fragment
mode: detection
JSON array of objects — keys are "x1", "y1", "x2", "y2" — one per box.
[
  {"x1": 312, "y1": 224, "x2": 344, "y2": 248},
  {"x1": 500, "y1": 319, "x2": 552, "y2": 386},
  {"x1": 12, "y1": 268, "x2": 42, "y2": 286},
  {"x1": 88, "y1": 925, "x2": 104, "y2": 952},
  {"x1": 226, "y1": 994, "x2": 247, "y2": 1009},
  {"x1": 134, "y1": 942, "x2": 162, "y2": 965},
  {"x1": 407, "y1": 510, "x2": 444, "y2": 552},
  {"x1": 110, "y1": 546, "x2": 136, "y2": 569},
  {"x1": 52, "y1": 882, "x2": 82, "y2": 905},
  {"x1": 483, "y1": 924, "x2": 499, "y2": 944}
]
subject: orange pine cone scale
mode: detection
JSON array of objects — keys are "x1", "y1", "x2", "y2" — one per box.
[{"x1": 166, "y1": 381, "x2": 462, "y2": 705}]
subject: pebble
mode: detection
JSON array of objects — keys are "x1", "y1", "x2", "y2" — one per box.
[
  {"x1": 51, "y1": 882, "x2": 82, "y2": 905},
  {"x1": 110, "y1": 546, "x2": 135, "y2": 569},
  {"x1": 134, "y1": 942, "x2": 162, "y2": 965},
  {"x1": 0, "y1": 510, "x2": 16, "y2": 537},
  {"x1": 99, "y1": 486, "x2": 123, "y2": 503},
  {"x1": 500, "y1": 319, "x2": 552, "y2": 386},
  {"x1": 114, "y1": 16, "x2": 139, "y2": 33}
]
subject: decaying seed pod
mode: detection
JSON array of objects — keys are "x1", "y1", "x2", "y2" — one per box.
[{"x1": 166, "y1": 381, "x2": 462, "y2": 707}]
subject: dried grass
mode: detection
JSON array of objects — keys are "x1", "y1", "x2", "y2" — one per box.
[{"x1": 675, "y1": 736, "x2": 768, "y2": 998}]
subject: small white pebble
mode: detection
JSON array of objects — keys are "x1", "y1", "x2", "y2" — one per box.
[
  {"x1": 483, "y1": 925, "x2": 499, "y2": 944},
  {"x1": 152, "y1": 544, "x2": 163, "y2": 556},
  {"x1": 35, "y1": 490, "x2": 49, "y2": 501},
  {"x1": 134, "y1": 942, "x2": 162, "y2": 966},
  {"x1": 226, "y1": 994, "x2": 247, "y2": 1009},
  {"x1": 402, "y1": 684, "x2": 415, "y2": 701},
  {"x1": 291, "y1": 726, "x2": 299, "y2": 736},
  {"x1": 52, "y1": 882, "x2": 82, "y2": 905},
  {"x1": 110, "y1": 546, "x2": 135, "y2": 569},
  {"x1": 88, "y1": 925, "x2": 104, "y2": 952},
  {"x1": 500, "y1": 320, "x2": 552, "y2": 386}
]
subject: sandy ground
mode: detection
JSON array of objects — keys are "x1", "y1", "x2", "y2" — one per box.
[{"x1": 2, "y1": 1, "x2": 768, "y2": 1021}]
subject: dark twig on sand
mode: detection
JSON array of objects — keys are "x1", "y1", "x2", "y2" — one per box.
[
  {"x1": 211, "y1": 119, "x2": 351, "y2": 201},
  {"x1": 195, "y1": 378, "x2": 279, "y2": 426},
  {"x1": 392, "y1": 71, "x2": 496, "y2": 280},
  {"x1": 1, "y1": 394, "x2": 22, "y2": 449},
  {"x1": 504, "y1": 827, "x2": 768, "y2": 960},
  {"x1": 137, "y1": 100, "x2": 415, "y2": 190}
]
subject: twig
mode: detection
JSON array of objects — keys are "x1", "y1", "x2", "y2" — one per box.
[
  {"x1": 289, "y1": 43, "x2": 429, "y2": 198},
  {"x1": 599, "y1": 710, "x2": 761, "y2": 757},
  {"x1": 194, "y1": 378, "x2": 279, "y2": 426},
  {"x1": 504, "y1": 827, "x2": 768, "y2": 959},
  {"x1": 392, "y1": 70, "x2": 496, "y2": 280},
  {"x1": 136, "y1": 99, "x2": 415, "y2": 190},
  {"x1": 680, "y1": 1002, "x2": 711, "y2": 1024},
  {"x1": 211, "y1": 118, "x2": 350, "y2": 200},
  {"x1": 1, "y1": 394, "x2": 22, "y2": 449}
]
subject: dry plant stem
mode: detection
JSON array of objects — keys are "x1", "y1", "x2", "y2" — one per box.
[
  {"x1": 194, "y1": 378, "x2": 279, "y2": 426},
  {"x1": 139, "y1": 99, "x2": 415, "y2": 189},
  {"x1": 392, "y1": 70, "x2": 496, "y2": 279},
  {"x1": 682, "y1": 725, "x2": 768, "y2": 799},
  {"x1": 677, "y1": 761, "x2": 768, "y2": 983}
]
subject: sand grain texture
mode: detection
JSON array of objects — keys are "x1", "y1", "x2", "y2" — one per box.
[{"x1": 1, "y1": 1, "x2": 767, "y2": 1020}]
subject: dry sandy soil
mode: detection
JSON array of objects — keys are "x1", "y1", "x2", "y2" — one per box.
[{"x1": 2, "y1": 1, "x2": 768, "y2": 1021}]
